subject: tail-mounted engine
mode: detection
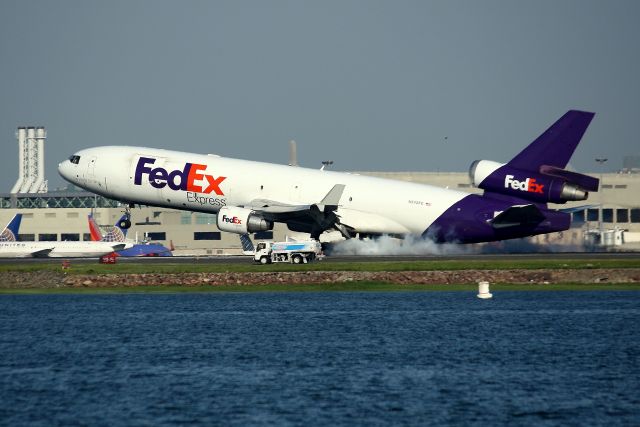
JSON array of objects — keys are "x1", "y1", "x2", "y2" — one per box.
[
  {"x1": 216, "y1": 206, "x2": 273, "y2": 234},
  {"x1": 469, "y1": 160, "x2": 599, "y2": 204}
]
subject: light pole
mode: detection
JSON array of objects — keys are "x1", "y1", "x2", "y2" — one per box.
[
  {"x1": 595, "y1": 158, "x2": 608, "y2": 241},
  {"x1": 321, "y1": 160, "x2": 334, "y2": 171}
]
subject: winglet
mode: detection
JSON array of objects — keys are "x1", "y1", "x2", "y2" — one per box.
[{"x1": 320, "y1": 184, "x2": 346, "y2": 206}]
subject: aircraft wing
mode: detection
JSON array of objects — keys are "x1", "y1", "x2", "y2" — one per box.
[
  {"x1": 247, "y1": 184, "x2": 346, "y2": 215},
  {"x1": 31, "y1": 248, "x2": 54, "y2": 258},
  {"x1": 112, "y1": 243, "x2": 128, "y2": 251},
  {"x1": 246, "y1": 199, "x2": 312, "y2": 215},
  {"x1": 490, "y1": 204, "x2": 545, "y2": 229},
  {"x1": 245, "y1": 184, "x2": 351, "y2": 238}
]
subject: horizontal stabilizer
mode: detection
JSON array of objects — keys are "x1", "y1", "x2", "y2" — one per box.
[
  {"x1": 490, "y1": 204, "x2": 545, "y2": 229},
  {"x1": 539, "y1": 165, "x2": 599, "y2": 192}
]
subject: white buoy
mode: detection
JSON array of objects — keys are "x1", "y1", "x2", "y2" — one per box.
[{"x1": 477, "y1": 281, "x2": 493, "y2": 299}]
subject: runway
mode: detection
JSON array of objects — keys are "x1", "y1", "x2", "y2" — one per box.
[{"x1": 1, "y1": 251, "x2": 638, "y2": 265}]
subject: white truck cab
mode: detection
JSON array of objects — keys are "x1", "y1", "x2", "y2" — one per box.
[{"x1": 254, "y1": 240, "x2": 322, "y2": 264}]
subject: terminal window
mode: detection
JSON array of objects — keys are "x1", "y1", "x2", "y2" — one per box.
[
  {"x1": 587, "y1": 209, "x2": 599, "y2": 222},
  {"x1": 254, "y1": 231, "x2": 274, "y2": 240},
  {"x1": 602, "y1": 209, "x2": 613, "y2": 223},
  {"x1": 195, "y1": 214, "x2": 216, "y2": 225},
  {"x1": 194, "y1": 232, "x2": 221, "y2": 240},
  {"x1": 146, "y1": 232, "x2": 166, "y2": 241},
  {"x1": 631, "y1": 209, "x2": 640, "y2": 223},
  {"x1": 18, "y1": 234, "x2": 35, "y2": 242},
  {"x1": 82, "y1": 233, "x2": 92, "y2": 241},
  {"x1": 572, "y1": 210, "x2": 585, "y2": 223},
  {"x1": 61, "y1": 233, "x2": 80, "y2": 241},
  {"x1": 39, "y1": 234, "x2": 57, "y2": 242},
  {"x1": 617, "y1": 209, "x2": 629, "y2": 223},
  {"x1": 180, "y1": 213, "x2": 192, "y2": 225}
]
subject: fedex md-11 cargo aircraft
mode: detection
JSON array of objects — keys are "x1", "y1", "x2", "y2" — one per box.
[{"x1": 58, "y1": 110, "x2": 598, "y2": 244}]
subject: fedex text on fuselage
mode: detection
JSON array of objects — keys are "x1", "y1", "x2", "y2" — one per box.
[{"x1": 134, "y1": 157, "x2": 226, "y2": 195}]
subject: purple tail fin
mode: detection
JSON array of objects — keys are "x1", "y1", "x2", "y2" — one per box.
[{"x1": 508, "y1": 110, "x2": 595, "y2": 171}]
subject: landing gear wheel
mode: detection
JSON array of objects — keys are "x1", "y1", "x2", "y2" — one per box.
[{"x1": 119, "y1": 205, "x2": 133, "y2": 229}]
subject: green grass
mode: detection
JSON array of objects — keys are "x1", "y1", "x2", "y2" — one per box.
[
  {"x1": 0, "y1": 258, "x2": 638, "y2": 275},
  {"x1": 1, "y1": 281, "x2": 639, "y2": 294}
]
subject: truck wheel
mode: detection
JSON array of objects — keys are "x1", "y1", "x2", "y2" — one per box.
[
  {"x1": 292, "y1": 255, "x2": 303, "y2": 264},
  {"x1": 260, "y1": 256, "x2": 269, "y2": 265}
]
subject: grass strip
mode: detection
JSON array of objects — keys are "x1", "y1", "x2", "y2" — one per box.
[{"x1": 0, "y1": 258, "x2": 638, "y2": 275}]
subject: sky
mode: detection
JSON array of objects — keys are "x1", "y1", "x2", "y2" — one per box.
[{"x1": 1, "y1": 0, "x2": 638, "y2": 192}]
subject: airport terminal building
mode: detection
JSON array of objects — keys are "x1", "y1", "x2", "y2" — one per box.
[{"x1": 1, "y1": 127, "x2": 639, "y2": 254}]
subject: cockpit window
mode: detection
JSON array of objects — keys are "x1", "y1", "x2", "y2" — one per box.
[{"x1": 69, "y1": 155, "x2": 81, "y2": 164}]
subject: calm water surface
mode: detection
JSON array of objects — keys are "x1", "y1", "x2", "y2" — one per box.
[{"x1": 1, "y1": 291, "x2": 639, "y2": 426}]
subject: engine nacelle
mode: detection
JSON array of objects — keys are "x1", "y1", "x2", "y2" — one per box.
[
  {"x1": 469, "y1": 160, "x2": 592, "y2": 204},
  {"x1": 216, "y1": 206, "x2": 273, "y2": 234}
]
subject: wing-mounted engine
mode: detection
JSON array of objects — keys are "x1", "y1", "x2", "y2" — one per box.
[
  {"x1": 469, "y1": 160, "x2": 598, "y2": 204},
  {"x1": 216, "y1": 206, "x2": 273, "y2": 234}
]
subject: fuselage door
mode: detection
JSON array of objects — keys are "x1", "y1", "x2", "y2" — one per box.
[{"x1": 87, "y1": 156, "x2": 97, "y2": 179}]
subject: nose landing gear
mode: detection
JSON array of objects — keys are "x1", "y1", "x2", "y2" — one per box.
[{"x1": 118, "y1": 203, "x2": 134, "y2": 229}]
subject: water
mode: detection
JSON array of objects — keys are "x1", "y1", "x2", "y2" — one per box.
[{"x1": 1, "y1": 291, "x2": 639, "y2": 426}]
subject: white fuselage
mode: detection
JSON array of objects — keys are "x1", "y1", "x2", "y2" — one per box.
[
  {"x1": 59, "y1": 146, "x2": 471, "y2": 236},
  {"x1": 0, "y1": 241, "x2": 126, "y2": 258}
]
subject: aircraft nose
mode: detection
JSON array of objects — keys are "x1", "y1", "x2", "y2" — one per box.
[{"x1": 58, "y1": 160, "x2": 72, "y2": 181}]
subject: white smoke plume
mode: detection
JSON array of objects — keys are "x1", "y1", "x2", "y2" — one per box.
[
  {"x1": 328, "y1": 235, "x2": 590, "y2": 256},
  {"x1": 329, "y1": 235, "x2": 474, "y2": 256}
]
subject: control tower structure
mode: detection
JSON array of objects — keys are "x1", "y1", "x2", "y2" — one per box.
[{"x1": 10, "y1": 126, "x2": 48, "y2": 194}]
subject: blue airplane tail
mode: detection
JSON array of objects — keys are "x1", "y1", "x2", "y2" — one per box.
[
  {"x1": 1, "y1": 214, "x2": 22, "y2": 241},
  {"x1": 114, "y1": 214, "x2": 130, "y2": 237},
  {"x1": 240, "y1": 234, "x2": 255, "y2": 255}
]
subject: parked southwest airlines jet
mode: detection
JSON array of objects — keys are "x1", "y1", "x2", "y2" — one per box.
[{"x1": 58, "y1": 110, "x2": 598, "y2": 244}]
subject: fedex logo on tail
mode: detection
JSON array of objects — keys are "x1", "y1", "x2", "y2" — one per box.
[
  {"x1": 504, "y1": 175, "x2": 544, "y2": 194},
  {"x1": 221, "y1": 215, "x2": 242, "y2": 224},
  {"x1": 134, "y1": 157, "x2": 226, "y2": 195}
]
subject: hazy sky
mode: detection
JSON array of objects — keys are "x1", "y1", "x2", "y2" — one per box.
[{"x1": 1, "y1": 0, "x2": 638, "y2": 191}]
